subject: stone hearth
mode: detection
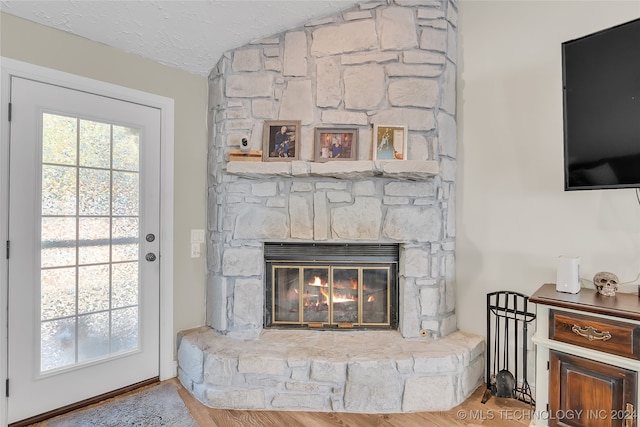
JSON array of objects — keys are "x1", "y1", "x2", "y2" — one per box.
[
  {"x1": 177, "y1": 0, "x2": 485, "y2": 414},
  {"x1": 178, "y1": 327, "x2": 483, "y2": 412}
]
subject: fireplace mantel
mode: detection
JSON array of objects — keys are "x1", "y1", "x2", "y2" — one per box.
[{"x1": 226, "y1": 160, "x2": 439, "y2": 181}]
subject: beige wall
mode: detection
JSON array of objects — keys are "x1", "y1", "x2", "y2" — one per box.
[
  {"x1": 457, "y1": 1, "x2": 640, "y2": 337},
  {"x1": 0, "y1": 13, "x2": 208, "y2": 346}
]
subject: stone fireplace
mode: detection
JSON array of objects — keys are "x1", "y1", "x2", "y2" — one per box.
[{"x1": 177, "y1": 0, "x2": 484, "y2": 413}]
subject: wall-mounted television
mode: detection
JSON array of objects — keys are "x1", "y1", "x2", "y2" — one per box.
[{"x1": 562, "y1": 17, "x2": 640, "y2": 190}]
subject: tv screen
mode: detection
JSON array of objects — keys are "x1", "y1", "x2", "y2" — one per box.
[{"x1": 562, "y1": 18, "x2": 640, "y2": 190}]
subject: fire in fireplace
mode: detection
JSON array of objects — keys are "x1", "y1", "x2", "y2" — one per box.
[{"x1": 264, "y1": 243, "x2": 398, "y2": 330}]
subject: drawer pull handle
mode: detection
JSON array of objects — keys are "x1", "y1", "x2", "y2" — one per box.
[{"x1": 571, "y1": 324, "x2": 612, "y2": 342}]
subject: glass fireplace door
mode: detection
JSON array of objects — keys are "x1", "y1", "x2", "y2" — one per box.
[
  {"x1": 270, "y1": 264, "x2": 392, "y2": 328},
  {"x1": 303, "y1": 267, "x2": 330, "y2": 324}
]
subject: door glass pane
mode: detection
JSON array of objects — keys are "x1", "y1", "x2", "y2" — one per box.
[
  {"x1": 78, "y1": 217, "x2": 110, "y2": 265},
  {"x1": 39, "y1": 112, "x2": 142, "y2": 374},
  {"x1": 79, "y1": 120, "x2": 110, "y2": 168},
  {"x1": 42, "y1": 165, "x2": 76, "y2": 216},
  {"x1": 78, "y1": 312, "x2": 110, "y2": 362},
  {"x1": 42, "y1": 113, "x2": 77, "y2": 165},
  {"x1": 112, "y1": 172, "x2": 139, "y2": 216},
  {"x1": 362, "y1": 268, "x2": 389, "y2": 324},
  {"x1": 78, "y1": 265, "x2": 110, "y2": 314},
  {"x1": 273, "y1": 267, "x2": 300, "y2": 323},
  {"x1": 41, "y1": 268, "x2": 76, "y2": 320},
  {"x1": 113, "y1": 125, "x2": 139, "y2": 172},
  {"x1": 302, "y1": 268, "x2": 329, "y2": 324},
  {"x1": 112, "y1": 217, "x2": 138, "y2": 262},
  {"x1": 41, "y1": 318, "x2": 76, "y2": 371},
  {"x1": 79, "y1": 168, "x2": 110, "y2": 216},
  {"x1": 332, "y1": 268, "x2": 358, "y2": 324},
  {"x1": 41, "y1": 217, "x2": 76, "y2": 268},
  {"x1": 112, "y1": 262, "x2": 138, "y2": 308},
  {"x1": 112, "y1": 307, "x2": 138, "y2": 353}
]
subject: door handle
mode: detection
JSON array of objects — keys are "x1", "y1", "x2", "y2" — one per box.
[{"x1": 145, "y1": 253, "x2": 157, "y2": 262}]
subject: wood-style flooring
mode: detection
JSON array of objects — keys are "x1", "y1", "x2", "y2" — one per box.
[{"x1": 32, "y1": 378, "x2": 535, "y2": 427}]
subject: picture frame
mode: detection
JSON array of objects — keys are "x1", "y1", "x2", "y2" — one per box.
[
  {"x1": 263, "y1": 120, "x2": 301, "y2": 161},
  {"x1": 314, "y1": 127, "x2": 358, "y2": 162},
  {"x1": 372, "y1": 124, "x2": 407, "y2": 160}
]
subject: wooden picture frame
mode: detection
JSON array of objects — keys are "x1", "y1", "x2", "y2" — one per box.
[
  {"x1": 262, "y1": 120, "x2": 301, "y2": 161},
  {"x1": 314, "y1": 127, "x2": 358, "y2": 162},
  {"x1": 372, "y1": 124, "x2": 407, "y2": 160}
]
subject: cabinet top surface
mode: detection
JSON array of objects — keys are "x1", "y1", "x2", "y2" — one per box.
[{"x1": 530, "y1": 283, "x2": 640, "y2": 321}]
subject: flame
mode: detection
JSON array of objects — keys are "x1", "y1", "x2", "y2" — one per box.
[
  {"x1": 309, "y1": 277, "x2": 357, "y2": 304},
  {"x1": 308, "y1": 276, "x2": 325, "y2": 287},
  {"x1": 298, "y1": 273, "x2": 383, "y2": 315},
  {"x1": 305, "y1": 276, "x2": 375, "y2": 306},
  {"x1": 324, "y1": 288, "x2": 356, "y2": 303},
  {"x1": 333, "y1": 295, "x2": 356, "y2": 303}
]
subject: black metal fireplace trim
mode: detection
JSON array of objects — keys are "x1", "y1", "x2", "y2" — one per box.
[
  {"x1": 264, "y1": 242, "x2": 399, "y2": 262},
  {"x1": 264, "y1": 243, "x2": 399, "y2": 330}
]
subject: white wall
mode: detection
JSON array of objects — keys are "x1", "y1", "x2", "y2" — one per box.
[
  {"x1": 0, "y1": 13, "x2": 208, "y2": 347},
  {"x1": 456, "y1": 1, "x2": 640, "y2": 337}
]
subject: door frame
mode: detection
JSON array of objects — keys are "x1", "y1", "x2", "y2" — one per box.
[{"x1": 0, "y1": 57, "x2": 175, "y2": 425}]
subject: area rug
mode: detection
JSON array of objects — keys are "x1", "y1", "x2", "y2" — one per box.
[{"x1": 47, "y1": 383, "x2": 198, "y2": 427}]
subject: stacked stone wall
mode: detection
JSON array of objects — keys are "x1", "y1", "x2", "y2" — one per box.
[{"x1": 206, "y1": 0, "x2": 459, "y2": 339}]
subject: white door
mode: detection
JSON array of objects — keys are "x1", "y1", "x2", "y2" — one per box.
[{"x1": 7, "y1": 77, "x2": 161, "y2": 423}]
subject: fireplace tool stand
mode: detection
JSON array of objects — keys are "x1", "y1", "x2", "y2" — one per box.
[{"x1": 483, "y1": 291, "x2": 536, "y2": 405}]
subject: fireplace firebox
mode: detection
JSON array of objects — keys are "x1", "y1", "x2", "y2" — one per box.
[{"x1": 264, "y1": 243, "x2": 398, "y2": 330}]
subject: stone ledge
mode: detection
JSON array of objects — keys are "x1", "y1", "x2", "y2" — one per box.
[
  {"x1": 177, "y1": 327, "x2": 484, "y2": 413},
  {"x1": 226, "y1": 160, "x2": 439, "y2": 180}
]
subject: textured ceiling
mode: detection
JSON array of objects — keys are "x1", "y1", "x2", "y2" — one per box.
[{"x1": 0, "y1": 0, "x2": 361, "y2": 76}]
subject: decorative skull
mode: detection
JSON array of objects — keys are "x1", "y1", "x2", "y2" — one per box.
[{"x1": 593, "y1": 271, "x2": 619, "y2": 297}]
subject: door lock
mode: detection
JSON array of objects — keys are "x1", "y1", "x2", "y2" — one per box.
[{"x1": 145, "y1": 253, "x2": 157, "y2": 262}]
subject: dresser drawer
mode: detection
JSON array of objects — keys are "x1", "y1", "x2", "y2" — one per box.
[{"x1": 549, "y1": 310, "x2": 640, "y2": 360}]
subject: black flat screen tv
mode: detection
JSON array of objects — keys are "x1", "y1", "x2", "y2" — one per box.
[{"x1": 562, "y1": 17, "x2": 640, "y2": 190}]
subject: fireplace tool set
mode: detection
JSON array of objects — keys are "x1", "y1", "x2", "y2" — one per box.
[{"x1": 483, "y1": 291, "x2": 536, "y2": 405}]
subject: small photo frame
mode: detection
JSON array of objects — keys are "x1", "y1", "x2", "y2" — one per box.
[
  {"x1": 263, "y1": 120, "x2": 301, "y2": 161},
  {"x1": 372, "y1": 124, "x2": 407, "y2": 160},
  {"x1": 314, "y1": 128, "x2": 358, "y2": 162}
]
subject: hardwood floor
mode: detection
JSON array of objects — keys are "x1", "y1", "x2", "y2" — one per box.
[
  {"x1": 31, "y1": 379, "x2": 535, "y2": 427},
  {"x1": 175, "y1": 379, "x2": 534, "y2": 427}
]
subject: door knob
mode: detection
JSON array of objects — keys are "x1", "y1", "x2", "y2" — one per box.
[
  {"x1": 145, "y1": 253, "x2": 157, "y2": 262},
  {"x1": 146, "y1": 233, "x2": 155, "y2": 242}
]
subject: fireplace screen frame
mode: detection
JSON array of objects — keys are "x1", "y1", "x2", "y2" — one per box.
[{"x1": 264, "y1": 243, "x2": 399, "y2": 330}]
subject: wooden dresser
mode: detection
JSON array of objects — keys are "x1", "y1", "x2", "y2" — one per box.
[{"x1": 530, "y1": 283, "x2": 640, "y2": 427}]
